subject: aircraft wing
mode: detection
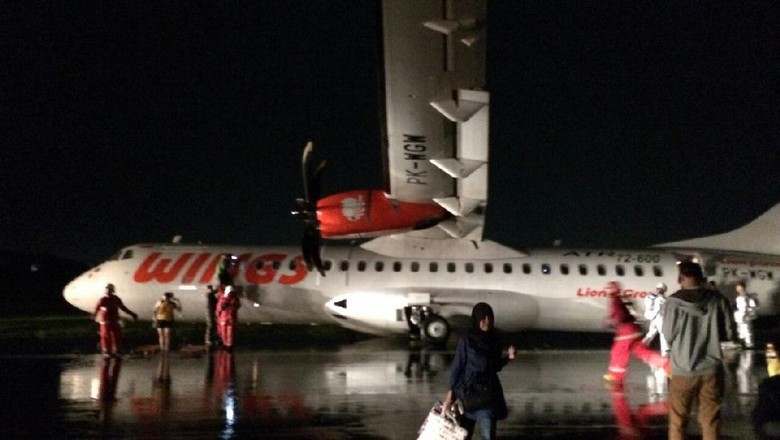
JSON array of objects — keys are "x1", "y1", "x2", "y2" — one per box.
[{"x1": 381, "y1": 0, "x2": 488, "y2": 240}]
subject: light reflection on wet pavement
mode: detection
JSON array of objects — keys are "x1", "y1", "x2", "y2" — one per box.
[{"x1": 0, "y1": 339, "x2": 770, "y2": 439}]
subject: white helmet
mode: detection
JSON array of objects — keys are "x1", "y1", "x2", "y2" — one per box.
[
  {"x1": 656, "y1": 282, "x2": 667, "y2": 292},
  {"x1": 224, "y1": 286, "x2": 233, "y2": 296}
]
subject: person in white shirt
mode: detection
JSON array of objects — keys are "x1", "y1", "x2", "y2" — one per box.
[
  {"x1": 734, "y1": 281, "x2": 757, "y2": 348},
  {"x1": 643, "y1": 283, "x2": 669, "y2": 356}
]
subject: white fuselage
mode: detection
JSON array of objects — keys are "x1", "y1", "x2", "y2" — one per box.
[{"x1": 63, "y1": 242, "x2": 780, "y2": 337}]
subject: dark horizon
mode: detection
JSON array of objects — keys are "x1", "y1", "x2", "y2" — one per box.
[{"x1": 3, "y1": 1, "x2": 778, "y2": 266}]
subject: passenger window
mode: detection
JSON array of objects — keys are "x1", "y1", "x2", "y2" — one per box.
[
  {"x1": 597, "y1": 264, "x2": 606, "y2": 276},
  {"x1": 339, "y1": 260, "x2": 349, "y2": 271},
  {"x1": 750, "y1": 271, "x2": 756, "y2": 279},
  {"x1": 357, "y1": 261, "x2": 366, "y2": 271},
  {"x1": 542, "y1": 264, "x2": 551, "y2": 275},
  {"x1": 484, "y1": 263, "x2": 493, "y2": 273},
  {"x1": 323, "y1": 260, "x2": 333, "y2": 271},
  {"x1": 768, "y1": 272, "x2": 774, "y2": 280},
  {"x1": 522, "y1": 263, "x2": 530, "y2": 274},
  {"x1": 465, "y1": 263, "x2": 474, "y2": 273},
  {"x1": 579, "y1": 264, "x2": 588, "y2": 275},
  {"x1": 447, "y1": 262, "x2": 456, "y2": 273},
  {"x1": 393, "y1": 261, "x2": 402, "y2": 272},
  {"x1": 375, "y1": 261, "x2": 384, "y2": 272},
  {"x1": 560, "y1": 264, "x2": 569, "y2": 275},
  {"x1": 505, "y1": 263, "x2": 514, "y2": 274},
  {"x1": 272, "y1": 260, "x2": 281, "y2": 270},
  {"x1": 616, "y1": 265, "x2": 625, "y2": 276},
  {"x1": 634, "y1": 265, "x2": 644, "y2": 276},
  {"x1": 411, "y1": 262, "x2": 420, "y2": 272},
  {"x1": 429, "y1": 262, "x2": 438, "y2": 273},
  {"x1": 289, "y1": 259, "x2": 297, "y2": 271},
  {"x1": 653, "y1": 265, "x2": 663, "y2": 277}
]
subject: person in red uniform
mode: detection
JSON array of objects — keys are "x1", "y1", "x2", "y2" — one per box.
[
  {"x1": 94, "y1": 283, "x2": 138, "y2": 358},
  {"x1": 217, "y1": 285, "x2": 241, "y2": 350},
  {"x1": 603, "y1": 281, "x2": 669, "y2": 383}
]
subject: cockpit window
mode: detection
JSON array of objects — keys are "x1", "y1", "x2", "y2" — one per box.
[
  {"x1": 106, "y1": 251, "x2": 122, "y2": 261},
  {"x1": 121, "y1": 250, "x2": 134, "y2": 260}
]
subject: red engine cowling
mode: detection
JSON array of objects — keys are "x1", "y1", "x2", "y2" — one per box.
[{"x1": 317, "y1": 189, "x2": 448, "y2": 239}]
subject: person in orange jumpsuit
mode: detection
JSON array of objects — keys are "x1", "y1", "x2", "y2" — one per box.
[
  {"x1": 603, "y1": 281, "x2": 669, "y2": 383},
  {"x1": 217, "y1": 285, "x2": 241, "y2": 350},
  {"x1": 94, "y1": 283, "x2": 138, "y2": 358}
]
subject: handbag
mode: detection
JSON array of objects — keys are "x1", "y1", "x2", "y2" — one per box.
[
  {"x1": 417, "y1": 402, "x2": 467, "y2": 440},
  {"x1": 459, "y1": 380, "x2": 499, "y2": 412}
]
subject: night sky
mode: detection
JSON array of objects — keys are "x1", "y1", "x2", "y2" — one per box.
[{"x1": 3, "y1": 1, "x2": 779, "y2": 266}]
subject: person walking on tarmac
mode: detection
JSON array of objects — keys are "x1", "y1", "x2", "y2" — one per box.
[
  {"x1": 662, "y1": 261, "x2": 736, "y2": 440},
  {"x1": 441, "y1": 302, "x2": 517, "y2": 440},
  {"x1": 204, "y1": 284, "x2": 220, "y2": 348},
  {"x1": 152, "y1": 292, "x2": 181, "y2": 351},
  {"x1": 734, "y1": 281, "x2": 758, "y2": 348},
  {"x1": 603, "y1": 281, "x2": 670, "y2": 383},
  {"x1": 217, "y1": 285, "x2": 241, "y2": 351},
  {"x1": 643, "y1": 282, "x2": 670, "y2": 356},
  {"x1": 94, "y1": 283, "x2": 138, "y2": 358}
]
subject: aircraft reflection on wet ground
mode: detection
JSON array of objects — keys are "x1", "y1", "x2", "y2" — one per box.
[{"x1": 0, "y1": 339, "x2": 773, "y2": 439}]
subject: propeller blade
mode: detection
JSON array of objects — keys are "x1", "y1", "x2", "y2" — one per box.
[
  {"x1": 301, "y1": 141, "x2": 314, "y2": 203},
  {"x1": 308, "y1": 158, "x2": 326, "y2": 205},
  {"x1": 294, "y1": 141, "x2": 326, "y2": 277},
  {"x1": 302, "y1": 221, "x2": 325, "y2": 276}
]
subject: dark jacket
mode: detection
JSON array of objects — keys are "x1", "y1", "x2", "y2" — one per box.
[
  {"x1": 661, "y1": 287, "x2": 735, "y2": 376},
  {"x1": 448, "y1": 328, "x2": 510, "y2": 419}
]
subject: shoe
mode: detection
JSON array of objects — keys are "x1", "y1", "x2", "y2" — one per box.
[{"x1": 603, "y1": 373, "x2": 621, "y2": 382}]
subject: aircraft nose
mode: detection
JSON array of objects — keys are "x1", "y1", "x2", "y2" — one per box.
[
  {"x1": 63, "y1": 279, "x2": 77, "y2": 305},
  {"x1": 63, "y1": 275, "x2": 94, "y2": 313}
]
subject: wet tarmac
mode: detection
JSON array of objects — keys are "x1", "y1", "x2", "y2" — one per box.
[{"x1": 0, "y1": 339, "x2": 773, "y2": 439}]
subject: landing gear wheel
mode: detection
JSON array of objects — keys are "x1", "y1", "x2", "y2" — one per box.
[{"x1": 422, "y1": 314, "x2": 450, "y2": 344}]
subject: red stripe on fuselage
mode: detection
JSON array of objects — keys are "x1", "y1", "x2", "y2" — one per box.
[{"x1": 133, "y1": 252, "x2": 308, "y2": 285}]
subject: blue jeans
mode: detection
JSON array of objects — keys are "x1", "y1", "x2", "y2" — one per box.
[{"x1": 461, "y1": 412, "x2": 496, "y2": 440}]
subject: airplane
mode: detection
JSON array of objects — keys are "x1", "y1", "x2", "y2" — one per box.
[{"x1": 63, "y1": 1, "x2": 780, "y2": 344}]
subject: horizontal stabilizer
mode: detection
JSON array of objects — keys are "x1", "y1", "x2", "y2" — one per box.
[
  {"x1": 430, "y1": 158, "x2": 486, "y2": 179},
  {"x1": 653, "y1": 203, "x2": 780, "y2": 256}
]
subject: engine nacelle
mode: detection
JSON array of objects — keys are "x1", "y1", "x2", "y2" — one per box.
[{"x1": 317, "y1": 189, "x2": 448, "y2": 239}]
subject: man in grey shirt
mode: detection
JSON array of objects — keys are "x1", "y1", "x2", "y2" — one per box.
[{"x1": 662, "y1": 261, "x2": 735, "y2": 440}]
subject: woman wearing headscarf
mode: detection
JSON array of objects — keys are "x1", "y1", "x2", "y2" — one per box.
[{"x1": 442, "y1": 302, "x2": 517, "y2": 440}]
